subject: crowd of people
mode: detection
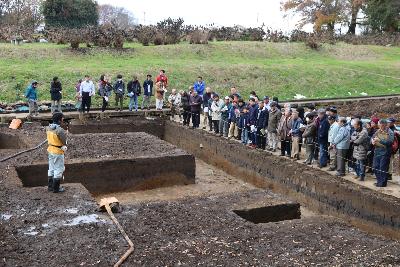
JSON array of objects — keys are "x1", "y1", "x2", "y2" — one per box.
[
  {"x1": 24, "y1": 73, "x2": 398, "y2": 189},
  {"x1": 169, "y1": 86, "x2": 399, "y2": 189}
]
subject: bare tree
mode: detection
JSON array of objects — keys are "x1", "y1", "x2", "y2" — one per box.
[{"x1": 98, "y1": 4, "x2": 137, "y2": 29}]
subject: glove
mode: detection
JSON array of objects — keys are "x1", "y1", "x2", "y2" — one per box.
[
  {"x1": 260, "y1": 128, "x2": 266, "y2": 135},
  {"x1": 61, "y1": 146, "x2": 68, "y2": 152}
]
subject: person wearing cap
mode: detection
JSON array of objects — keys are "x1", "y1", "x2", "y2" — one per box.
[
  {"x1": 372, "y1": 119, "x2": 394, "y2": 187},
  {"x1": 189, "y1": 90, "x2": 203, "y2": 129},
  {"x1": 327, "y1": 115, "x2": 339, "y2": 171},
  {"x1": 267, "y1": 101, "x2": 282, "y2": 152},
  {"x1": 351, "y1": 118, "x2": 369, "y2": 181},
  {"x1": 211, "y1": 94, "x2": 223, "y2": 134},
  {"x1": 46, "y1": 112, "x2": 67, "y2": 193},
  {"x1": 289, "y1": 110, "x2": 303, "y2": 160},
  {"x1": 302, "y1": 112, "x2": 317, "y2": 164},
  {"x1": 263, "y1": 96, "x2": 271, "y2": 111},
  {"x1": 79, "y1": 75, "x2": 96, "y2": 113},
  {"x1": 142, "y1": 74, "x2": 153, "y2": 110},
  {"x1": 50, "y1": 77, "x2": 62, "y2": 114},
  {"x1": 330, "y1": 117, "x2": 351, "y2": 177},
  {"x1": 24, "y1": 80, "x2": 39, "y2": 117},
  {"x1": 317, "y1": 109, "x2": 330, "y2": 168}
]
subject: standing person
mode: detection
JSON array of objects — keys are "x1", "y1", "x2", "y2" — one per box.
[
  {"x1": 156, "y1": 69, "x2": 168, "y2": 88},
  {"x1": 193, "y1": 76, "x2": 206, "y2": 96},
  {"x1": 180, "y1": 90, "x2": 191, "y2": 126},
  {"x1": 351, "y1": 119, "x2": 369, "y2": 181},
  {"x1": 267, "y1": 101, "x2": 282, "y2": 152},
  {"x1": 50, "y1": 77, "x2": 62, "y2": 114},
  {"x1": 228, "y1": 101, "x2": 240, "y2": 139},
  {"x1": 387, "y1": 118, "x2": 399, "y2": 180},
  {"x1": 168, "y1": 89, "x2": 182, "y2": 120},
  {"x1": 330, "y1": 117, "x2": 351, "y2": 177},
  {"x1": 327, "y1": 116, "x2": 340, "y2": 171},
  {"x1": 240, "y1": 107, "x2": 250, "y2": 144},
  {"x1": 248, "y1": 98, "x2": 259, "y2": 148},
  {"x1": 46, "y1": 112, "x2": 67, "y2": 193},
  {"x1": 372, "y1": 119, "x2": 394, "y2": 187},
  {"x1": 155, "y1": 81, "x2": 167, "y2": 110},
  {"x1": 219, "y1": 96, "x2": 231, "y2": 137},
  {"x1": 211, "y1": 94, "x2": 223, "y2": 134},
  {"x1": 24, "y1": 80, "x2": 39, "y2": 117},
  {"x1": 236, "y1": 99, "x2": 245, "y2": 139},
  {"x1": 98, "y1": 75, "x2": 113, "y2": 113},
  {"x1": 142, "y1": 74, "x2": 153, "y2": 110},
  {"x1": 230, "y1": 87, "x2": 241, "y2": 102},
  {"x1": 317, "y1": 109, "x2": 330, "y2": 168},
  {"x1": 75, "y1": 79, "x2": 82, "y2": 111},
  {"x1": 79, "y1": 75, "x2": 96, "y2": 114},
  {"x1": 127, "y1": 75, "x2": 141, "y2": 112},
  {"x1": 278, "y1": 108, "x2": 292, "y2": 157},
  {"x1": 202, "y1": 87, "x2": 213, "y2": 130},
  {"x1": 189, "y1": 90, "x2": 203, "y2": 128},
  {"x1": 113, "y1": 74, "x2": 125, "y2": 112},
  {"x1": 290, "y1": 110, "x2": 303, "y2": 160},
  {"x1": 263, "y1": 96, "x2": 271, "y2": 111},
  {"x1": 255, "y1": 101, "x2": 268, "y2": 149},
  {"x1": 302, "y1": 112, "x2": 317, "y2": 165}
]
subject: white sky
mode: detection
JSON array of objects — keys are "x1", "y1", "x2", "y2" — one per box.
[{"x1": 96, "y1": 0, "x2": 311, "y2": 33}]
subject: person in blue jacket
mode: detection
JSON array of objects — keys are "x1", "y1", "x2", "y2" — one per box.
[
  {"x1": 24, "y1": 80, "x2": 39, "y2": 117},
  {"x1": 248, "y1": 98, "x2": 259, "y2": 148},
  {"x1": 193, "y1": 76, "x2": 206, "y2": 96},
  {"x1": 317, "y1": 109, "x2": 330, "y2": 167}
]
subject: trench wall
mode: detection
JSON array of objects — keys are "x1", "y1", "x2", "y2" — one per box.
[
  {"x1": 164, "y1": 121, "x2": 400, "y2": 238},
  {"x1": 16, "y1": 155, "x2": 195, "y2": 195}
]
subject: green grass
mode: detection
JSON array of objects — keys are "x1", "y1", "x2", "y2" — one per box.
[{"x1": 0, "y1": 41, "x2": 399, "y2": 106}]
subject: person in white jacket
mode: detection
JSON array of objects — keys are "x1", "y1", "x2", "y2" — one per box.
[
  {"x1": 211, "y1": 94, "x2": 224, "y2": 135},
  {"x1": 79, "y1": 75, "x2": 96, "y2": 113},
  {"x1": 168, "y1": 89, "x2": 181, "y2": 120}
]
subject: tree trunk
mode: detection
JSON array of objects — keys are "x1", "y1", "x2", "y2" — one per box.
[{"x1": 347, "y1": 3, "x2": 360, "y2": 35}]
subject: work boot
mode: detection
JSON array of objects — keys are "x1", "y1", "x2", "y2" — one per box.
[
  {"x1": 47, "y1": 176, "x2": 53, "y2": 192},
  {"x1": 53, "y1": 179, "x2": 65, "y2": 193}
]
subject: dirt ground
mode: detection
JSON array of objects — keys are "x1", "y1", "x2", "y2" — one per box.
[
  {"x1": 1, "y1": 120, "x2": 400, "y2": 266},
  {"x1": 331, "y1": 98, "x2": 400, "y2": 119}
]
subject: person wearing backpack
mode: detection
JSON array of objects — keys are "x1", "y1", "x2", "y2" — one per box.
[
  {"x1": 50, "y1": 77, "x2": 62, "y2": 114},
  {"x1": 114, "y1": 74, "x2": 125, "y2": 111},
  {"x1": 127, "y1": 75, "x2": 141, "y2": 112}
]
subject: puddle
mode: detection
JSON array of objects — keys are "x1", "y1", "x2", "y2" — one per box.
[{"x1": 63, "y1": 214, "x2": 102, "y2": 226}]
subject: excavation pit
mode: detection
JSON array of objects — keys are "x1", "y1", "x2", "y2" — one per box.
[
  {"x1": 15, "y1": 131, "x2": 195, "y2": 195},
  {"x1": 233, "y1": 203, "x2": 301, "y2": 224},
  {"x1": 0, "y1": 132, "x2": 29, "y2": 150}
]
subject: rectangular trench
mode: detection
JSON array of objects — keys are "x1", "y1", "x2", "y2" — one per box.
[
  {"x1": 163, "y1": 121, "x2": 400, "y2": 238},
  {"x1": 16, "y1": 155, "x2": 196, "y2": 195}
]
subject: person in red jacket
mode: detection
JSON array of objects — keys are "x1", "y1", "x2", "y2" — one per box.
[{"x1": 156, "y1": 69, "x2": 168, "y2": 87}]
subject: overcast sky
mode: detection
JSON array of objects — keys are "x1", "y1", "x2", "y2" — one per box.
[{"x1": 96, "y1": 0, "x2": 311, "y2": 32}]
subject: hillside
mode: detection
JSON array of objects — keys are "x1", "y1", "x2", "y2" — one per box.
[{"x1": 0, "y1": 41, "x2": 399, "y2": 104}]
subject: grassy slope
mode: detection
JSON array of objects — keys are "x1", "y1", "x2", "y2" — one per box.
[{"x1": 0, "y1": 41, "x2": 399, "y2": 105}]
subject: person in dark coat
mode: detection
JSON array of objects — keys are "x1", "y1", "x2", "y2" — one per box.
[
  {"x1": 127, "y1": 75, "x2": 141, "y2": 112},
  {"x1": 248, "y1": 98, "x2": 259, "y2": 148},
  {"x1": 202, "y1": 87, "x2": 213, "y2": 130},
  {"x1": 256, "y1": 101, "x2": 269, "y2": 149},
  {"x1": 142, "y1": 74, "x2": 153, "y2": 110},
  {"x1": 50, "y1": 77, "x2": 62, "y2": 114},
  {"x1": 180, "y1": 90, "x2": 191, "y2": 126},
  {"x1": 317, "y1": 109, "x2": 330, "y2": 168},
  {"x1": 189, "y1": 90, "x2": 203, "y2": 128},
  {"x1": 302, "y1": 112, "x2": 317, "y2": 165}
]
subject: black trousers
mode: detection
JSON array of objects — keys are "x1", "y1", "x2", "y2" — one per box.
[
  {"x1": 81, "y1": 92, "x2": 91, "y2": 113},
  {"x1": 101, "y1": 97, "x2": 108, "y2": 112},
  {"x1": 281, "y1": 140, "x2": 291, "y2": 156},
  {"x1": 257, "y1": 130, "x2": 266, "y2": 149},
  {"x1": 208, "y1": 115, "x2": 213, "y2": 131},
  {"x1": 192, "y1": 111, "x2": 200, "y2": 128},
  {"x1": 213, "y1": 120, "x2": 219, "y2": 134},
  {"x1": 183, "y1": 109, "x2": 191, "y2": 125}
]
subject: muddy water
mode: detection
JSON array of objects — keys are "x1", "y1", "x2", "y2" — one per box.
[{"x1": 96, "y1": 159, "x2": 255, "y2": 204}]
